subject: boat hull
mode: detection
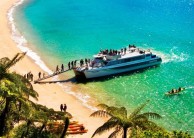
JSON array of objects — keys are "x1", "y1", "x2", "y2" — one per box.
[{"x1": 74, "y1": 57, "x2": 162, "y2": 80}]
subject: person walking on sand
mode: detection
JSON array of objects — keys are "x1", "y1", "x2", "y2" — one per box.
[
  {"x1": 38, "y1": 72, "x2": 41, "y2": 79},
  {"x1": 63, "y1": 104, "x2": 67, "y2": 112},
  {"x1": 68, "y1": 62, "x2": 70, "y2": 70},
  {"x1": 61, "y1": 64, "x2": 64, "y2": 72},
  {"x1": 56, "y1": 65, "x2": 59, "y2": 73},
  {"x1": 60, "y1": 104, "x2": 63, "y2": 112},
  {"x1": 71, "y1": 61, "x2": 74, "y2": 68},
  {"x1": 74, "y1": 60, "x2": 77, "y2": 67}
]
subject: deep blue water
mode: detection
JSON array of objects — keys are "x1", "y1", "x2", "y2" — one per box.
[{"x1": 14, "y1": 0, "x2": 194, "y2": 134}]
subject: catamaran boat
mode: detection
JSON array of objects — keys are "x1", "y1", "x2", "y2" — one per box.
[{"x1": 73, "y1": 46, "x2": 162, "y2": 80}]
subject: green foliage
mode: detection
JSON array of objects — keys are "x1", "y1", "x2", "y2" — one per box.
[
  {"x1": 11, "y1": 123, "x2": 58, "y2": 138},
  {"x1": 171, "y1": 130, "x2": 192, "y2": 138},
  {"x1": 0, "y1": 53, "x2": 71, "y2": 137},
  {"x1": 137, "y1": 130, "x2": 192, "y2": 138},
  {"x1": 91, "y1": 101, "x2": 163, "y2": 138}
]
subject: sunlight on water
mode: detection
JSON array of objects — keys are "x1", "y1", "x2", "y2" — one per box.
[{"x1": 13, "y1": 0, "x2": 194, "y2": 134}]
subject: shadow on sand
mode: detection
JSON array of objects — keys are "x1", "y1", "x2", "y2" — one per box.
[{"x1": 35, "y1": 66, "x2": 160, "y2": 84}]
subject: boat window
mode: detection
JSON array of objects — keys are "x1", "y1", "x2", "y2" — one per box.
[
  {"x1": 124, "y1": 58, "x2": 131, "y2": 62},
  {"x1": 106, "y1": 55, "x2": 145, "y2": 66}
]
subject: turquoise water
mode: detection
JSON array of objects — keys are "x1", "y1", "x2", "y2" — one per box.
[{"x1": 14, "y1": 0, "x2": 194, "y2": 134}]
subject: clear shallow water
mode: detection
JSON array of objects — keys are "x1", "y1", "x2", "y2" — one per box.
[{"x1": 14, "y1": 0, "x2": 194, "y2": 134}]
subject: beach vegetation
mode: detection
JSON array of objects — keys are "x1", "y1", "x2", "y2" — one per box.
[
  {"x1": 0, "y1": 53, "x2": 71, "y2": 137},
  {"x1": 90, "y1": 100, "x2": 163, "y2": 138}
]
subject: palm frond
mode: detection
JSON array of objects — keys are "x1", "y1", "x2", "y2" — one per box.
[
  {"x1": 138, "y1": 120, "x2": 163, "y2": 131},
  {"x1": 106, "y1": 106, "x2": 120, "y2": 113},
  {"x1": 108, "y1": 127, "x2": 122, "y2": 138},
  {"x1": 133, "y1": 116, "x2": 148, "y2": 123},
  {"x1": 138, "y1": 112, "x2": 162, "y2": 119},
  {"x1": 129, "y1": 100, "x2": 150, "y2": 119},
  {"x1": 0, "y1": 57, "x2": 10, "y2": 66},
  {"x1": 90, "y1": 110, "x2": 112, "y2": 118},
  {"x1": 92, "y1": 119, "x2": 119, "y2": 137},
  {"x1": 97, "y1": 103, "x2": 109, "y2": 110},
  {"x1": 117, "y1": 107, "x2": 127, "y2": 119},
  {"x1": 7, "y1": 73, "x2": 38, "y2": 100},
  {"x1": 5, "y1": 52, "x2": 26, "y2": 71}
]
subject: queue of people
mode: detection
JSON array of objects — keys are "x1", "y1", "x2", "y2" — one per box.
[{"x1": 24, "y1": 71, "x2": 34, "y2": 81}]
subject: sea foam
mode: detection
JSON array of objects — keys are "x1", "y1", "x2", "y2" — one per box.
[
  {"x1": 151, "y1": 47, "x2": 189, "y2": 64},
  {"x1": 7, "y1": 0, "x2": 53, "y2": 74}
]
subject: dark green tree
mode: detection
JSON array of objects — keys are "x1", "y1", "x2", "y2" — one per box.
[
  {"x1": 0, "y1": 53, "x2": 38, "y2": 136},
  {"x1": 90, "y1": 100, "x2": 162, "y2": 138}
]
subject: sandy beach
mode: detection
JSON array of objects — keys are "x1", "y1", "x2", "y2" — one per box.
[{"x1": 0, "y1": 0, "x2": 108, "y2": 137}]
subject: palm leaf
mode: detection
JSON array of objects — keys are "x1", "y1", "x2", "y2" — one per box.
[
  {"x1": 90, "y1": 110, "x2": 112, "y2": 118},
  {"x1": 0, "y1": 57, "x2": 10, "y2": 66},
  {"x1": 108, "y1": 127, "x2": 122, "y2": 138},
  {"x1": 129, "y1": 100, "x2": 150, "y2": 119},
  {"x1": 4, "y1": 52, "x2": 26, "y2": 71},
  {"x1": 137, "y1": 120, "x2": 163, "y2": 131},
  {"x1": 137, "y1": 112, "x2": 162, "y2": 119},
  {"x1": 92, "y1": 119, "x2": 119, "y2": 137},
  {"x1": 97, "y1": 103, "x2": 109, "y2": 110}
]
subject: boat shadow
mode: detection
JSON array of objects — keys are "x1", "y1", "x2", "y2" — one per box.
[
  {"x1": 34, "y1": 77, "x2": 76, "y2": 84},
  {"x1": 36, "y1": 66, "x2": 160, "y2": 84}
]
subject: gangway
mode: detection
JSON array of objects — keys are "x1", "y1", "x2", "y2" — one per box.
[{"x1": 34, "y1": 68, "x2": 71, "y2": 83}]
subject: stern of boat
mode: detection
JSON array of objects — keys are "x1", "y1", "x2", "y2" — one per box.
[{"x1": 73, "y1": 68, "x2": 87, "y2": 81}]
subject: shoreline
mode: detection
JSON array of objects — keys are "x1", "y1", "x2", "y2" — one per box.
[
  {"x1": 0, "y1": 0, "x2": 108, "y2": 137},
  {"x1": 9, "y1": 0, "x2": 99, "y2": 112}
]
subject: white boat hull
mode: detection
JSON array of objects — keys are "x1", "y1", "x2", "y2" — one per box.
[{"x1": 74, "y1": 57, "x2": 162, "y2": 79}]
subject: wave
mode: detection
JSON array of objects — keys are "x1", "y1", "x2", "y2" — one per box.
[
  {"x1": 7, "y1": 0, "x2": 53, "y2": 74},
  {"x1": 7, "y1": 0, "x2": 96, "y2": 111},
  {"x1": 149, "y1": 46, "x2": 189, "y2": 64},
  {"x1": 186, "y1": 86, "x2": 194, "y2": 90}
]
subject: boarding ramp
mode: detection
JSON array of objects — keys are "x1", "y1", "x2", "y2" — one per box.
[{"x1": 34, "y1": 68, "x2": 71, "y2": 84}]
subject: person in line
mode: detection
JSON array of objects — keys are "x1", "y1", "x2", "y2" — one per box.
[
  {"x1": 60, "y1": 104, "x2": 63, "y2": 112},
  {"x1": 71, "y1": 61, "x2": 74, "y2": 69},
  {"x1": 27, "y1": 73, "x2": 29, "y2": 80},
  {"x1": 38, "y1": 72, "x2": 41, "y2": 79},
  {"x1": 121, "y1": 48, "x2": 123, "y2": 54},
  {"x1": 68, "y1": 62, "x2": 70, "y2": 70},
  {"x1": 124, "y1": 47, "x2": 127, "y2": 54},
  {"x1": 80, "y1": 59, "x2": 84, "y2": 66},
  {"x1": 56, "y1": 65, "x2": 59, "y2": 73},
  {"x1": 61, "y1": 64, "x2": 64, "y2": 72},
  {"x1": 74, "y1": 60, "x2": 77, "y2": 67},
  {"x1": 85, "y1": 58, "x2": 88, "y2": 64}
]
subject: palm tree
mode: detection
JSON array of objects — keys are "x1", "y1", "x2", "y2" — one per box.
[
  {"x1": 18, "y1": 103, "x2": 72, "y2": 138},
  {"x1": 90, "y1": 100, "x2": 162, "y2": 138},
  {"x1": 0, "y1": 52, "x2": 26, "y2": 80},
  {"x1": 0, "y1": 53, "x2": 38, "y2": 136}
]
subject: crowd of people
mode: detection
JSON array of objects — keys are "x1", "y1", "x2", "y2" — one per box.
[
  {"x1": 99, "y1": 44, "x2": 137, "y2": 56},
  {"x1": 24, "y1": 71, "x2": 34, "y2": 81}
]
